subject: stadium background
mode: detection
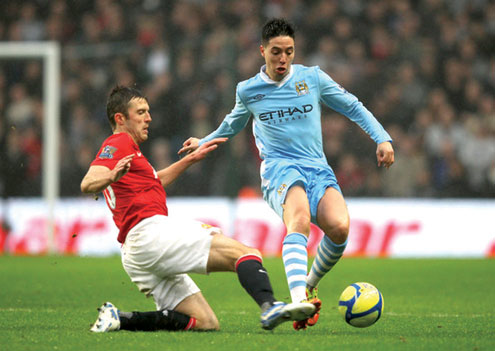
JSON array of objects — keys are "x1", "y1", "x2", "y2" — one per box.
[{"x1": 0, "y1": 0, "x2": 494, "y2": 256}]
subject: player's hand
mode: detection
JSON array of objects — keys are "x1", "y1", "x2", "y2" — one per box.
[
  {"x1": 178, "y1": 137, "x2": 200, "y2": 155},
  {"x1": 111, "y1": 154, "x2": 134, "y2": 182},
  {"x1": 189, "y1": 138, "x2": 228, "y2": 162},
  {"x1": 376, "y1": 141, "x2": 394, "y2": 169}
]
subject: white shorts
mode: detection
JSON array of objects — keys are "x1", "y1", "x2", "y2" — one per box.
[{"x1": 121, "y1": 214, "x2": 216, "y2": 310}]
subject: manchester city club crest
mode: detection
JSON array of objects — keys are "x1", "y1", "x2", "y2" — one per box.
[
  {"x1": 277, "y1": 183, "x2": 288, "y2": 196},
  {"x1": 295, "y1": 80, "x2": 309, "y2": 95}
]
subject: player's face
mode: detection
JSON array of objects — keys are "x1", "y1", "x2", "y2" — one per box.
[
  {"x1": 123, "y1": 97, "x2": 151, "y2": 144},
  {"x1": 260, "y1": 36, "x2": 295, "y2": 81}
]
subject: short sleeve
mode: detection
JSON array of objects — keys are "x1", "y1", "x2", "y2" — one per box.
[{"x1": 91, "y1": 134, "x2": 135, "y2": 169}]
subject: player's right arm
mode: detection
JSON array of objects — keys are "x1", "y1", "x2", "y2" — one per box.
[
  {"x1": 80, "y1": 154, "x2": 134, "y2": 194},
  {"x1": 178, "y1": 87, "x2": 251, "y2": 155}
]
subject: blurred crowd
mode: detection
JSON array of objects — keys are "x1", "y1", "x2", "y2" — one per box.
[{"x1": 0, "y1": 0, "x2": 494, "y2": 199}]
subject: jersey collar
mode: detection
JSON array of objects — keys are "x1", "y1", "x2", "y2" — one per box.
[{"x1": 260, "y1": 65, "x2": 294, "y2": 87}]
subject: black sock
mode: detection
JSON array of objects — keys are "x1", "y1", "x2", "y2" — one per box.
[
  {"x1": 119, "y1": 310, "x2": 195, "y2": 331},
  {"x1": 236, "y1": 255, "x2": 277, "y2": 307}
]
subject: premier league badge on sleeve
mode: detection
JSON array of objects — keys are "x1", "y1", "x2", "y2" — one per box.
[{"x1": 99, "y1": 145, "x2": 117, "y2": 159}]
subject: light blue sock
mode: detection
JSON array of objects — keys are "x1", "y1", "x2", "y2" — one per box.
[
  {"x1": 307, "y1": 236, "x2": 347, "y2": 289},
  {"x1": 282, "y1": 232, "x2": 308, "y2": 303}
]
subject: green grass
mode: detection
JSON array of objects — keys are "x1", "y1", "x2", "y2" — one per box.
[{"x1": 0, "y1": 256, "x2": 493, "y2": 351}]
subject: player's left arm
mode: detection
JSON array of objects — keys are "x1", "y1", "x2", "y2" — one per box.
[
  {"x1": 157, "y1": 138, "x2": 227, "y2": 188},
  {"x1": 318, "y1": 68, "x2": 394, "y2": 168}
]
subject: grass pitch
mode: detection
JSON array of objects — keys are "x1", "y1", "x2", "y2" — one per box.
[{"x1": 0, "y1": 256, "x2": 493, "y2": 351}]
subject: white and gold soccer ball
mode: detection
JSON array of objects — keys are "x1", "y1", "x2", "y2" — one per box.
[{"x1": 338, "y1": 282, "x2": 384, "y2": 328}]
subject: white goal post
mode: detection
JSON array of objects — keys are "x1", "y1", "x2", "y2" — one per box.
[{"x1": 0, "y1": 42, "x2": 61, "y2": 253}]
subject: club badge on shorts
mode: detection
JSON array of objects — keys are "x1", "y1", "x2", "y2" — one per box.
[{"x1": 277, "y1": 183, "x2": 288, "y2": 196}]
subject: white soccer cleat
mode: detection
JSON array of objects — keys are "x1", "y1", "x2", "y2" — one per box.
[
  {"x1": 90, "y1": 302, "x2": 121, "y2": 333},
  {"x1": 260, "y1": 301, "x2": 316, "y2": 330}
]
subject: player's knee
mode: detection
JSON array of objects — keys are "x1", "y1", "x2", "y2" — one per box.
[
  {"x1": 234, "y1": 245, "x2": 262, "y2": 265},
  {"x1": 287, "y1": 212, "x2": 311, "y2": 234},
  {"x1": 325, "y1": 218, "x2": 349, "y2": 244},
  {"x1": 244, "y1": 247, "x2": 262, "y2": 258},
  {"x1": 192, "y1": 307, "x2": 220, "y2": 331},
  {"x1": 227, "y1": 245, "x2": 263, "y2": 272},
  {"x1": 195, "y1": 314, "x2": 220, "y2": 331}
]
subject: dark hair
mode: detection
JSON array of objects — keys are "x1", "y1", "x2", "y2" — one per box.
[
  {"x1": 106, "y1": 85, "x2": 147, "y2": 130},
  {"x1": 261, "y1": 18, "x2": 295, "y2": 45}
]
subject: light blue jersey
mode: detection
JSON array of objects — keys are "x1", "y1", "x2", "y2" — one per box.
[{"x1": 200, "y1": 64, "x2": 392, "y2": 219}]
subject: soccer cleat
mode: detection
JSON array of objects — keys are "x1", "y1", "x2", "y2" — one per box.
[
  {"x1": 261, "y1": 301, "x2": 316, "y2": 330},
  {"x1": 90, "y1": 302, "x2": 121, "y2": 332},
  {"x1": 293, "y1": 287, "x2": 322, "y2": 330}
]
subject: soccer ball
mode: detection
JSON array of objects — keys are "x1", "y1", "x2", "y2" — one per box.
[{"x1": 338, "y1": 282, "x2": 384, "y2": 328}]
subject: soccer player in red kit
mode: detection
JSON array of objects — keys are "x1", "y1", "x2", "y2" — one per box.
[{"x1": 81, "y1": 86, "x2": 316, "y2": 332}]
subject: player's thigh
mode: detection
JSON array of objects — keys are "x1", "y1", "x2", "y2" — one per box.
[
  {"x1": 126, "y1": 215, "x2": 216, "y2": 276},
  {"x1": 261, "y1": 160, "x2": 307, "y2": 220},
  {"x1": 282, "y1": 184, "x2": 311, "y2": 235},
  {"x1": 316, "y1": 187, "x2": 349, "y2": 243},
  {"x1": 207, "y1": 233, "x2": 260, "y2": 273},
  {"x1": 174, "y1": 291, "x2": 219, "y2": 331}
]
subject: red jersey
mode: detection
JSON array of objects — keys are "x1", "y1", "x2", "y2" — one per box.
[{"x1": 91, "y1": 133, "x2": 168, "y2": 243}]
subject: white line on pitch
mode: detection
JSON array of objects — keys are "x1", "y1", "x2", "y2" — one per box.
[{"x1": 386, "y1": 312, "x2": 490, "y2": 318}]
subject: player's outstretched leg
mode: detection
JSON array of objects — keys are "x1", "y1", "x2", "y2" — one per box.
[
  {"x1": 261, "y1": 301, "x2": 316, "y2": 330},
  {"x1": 235, "y1": 253, "x2": 314, "y2": 330},
  {"x1": 90, "y1": 302, "x2": 196, "y2": 332}
]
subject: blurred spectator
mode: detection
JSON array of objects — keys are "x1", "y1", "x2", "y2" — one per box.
[
  {"x1": 396, "y1": 62, "x2": 427, "y2": 124},
  {"x1": 458, "y1": 116, "x2": 495, "y2": 195},
  {"x1": 190, "y1": 100, "x2": 213, "y2": 138},
  {"x1": 430, "y1": 139, "x2": 470, "y2": 197},
  {"x1": 6, "y1": 83, "x2": 35, "y2": 128},
  {"x1": 335, "y1": 153, "x2": 366, "y2": 196},
  {"x1": 424, "y1": 102, "x2": 466, "y2": 158},
  {"x1": 60, "y1": 141, "x2": 95, "y2": 196},
  {"x1": 382, "y1": 135, "x2": 432, "y2": 197},
  {"x1": 2, "y1": 128, "x2": 29, "y2": 196}
]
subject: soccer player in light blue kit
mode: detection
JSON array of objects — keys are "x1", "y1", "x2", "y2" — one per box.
[{"x1": 180, "y1": 18, "x2": 395, "y2": 330}]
